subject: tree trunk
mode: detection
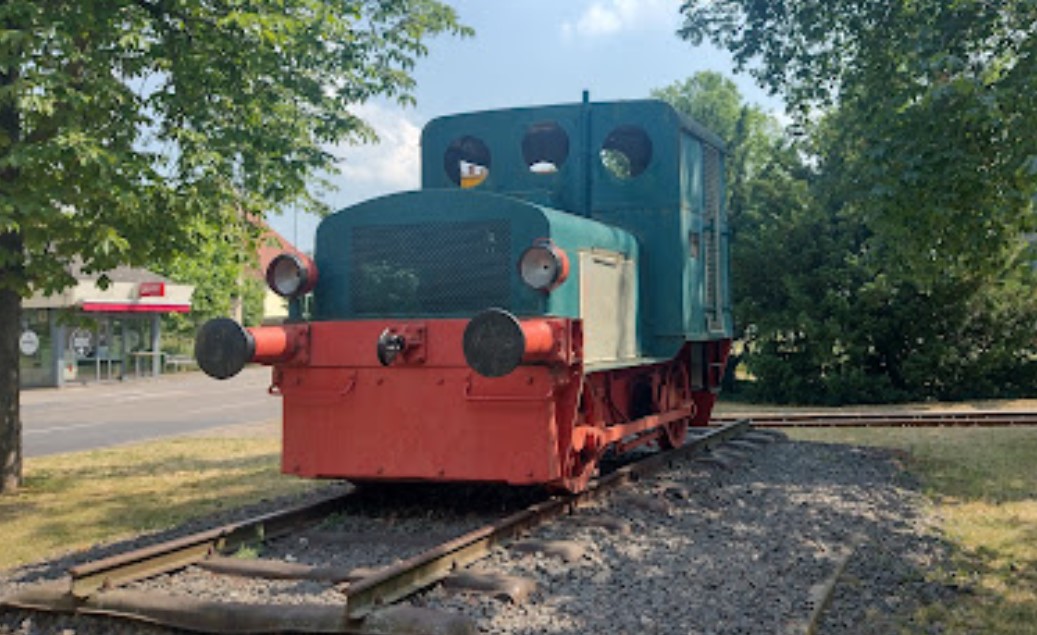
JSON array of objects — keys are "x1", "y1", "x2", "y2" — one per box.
[
  {"x1": 0, "y1": 253, "x2": 22, "y2": 494},
  {"x1": 1, "y1": 44, "x2": 23, "y2": 494}
]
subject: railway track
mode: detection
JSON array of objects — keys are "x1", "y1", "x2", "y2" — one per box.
[
  {"x1": 1, "y1": 420, "x2": 753, "y2": 634},
  {"x1": 715, "y1": 409, "x2": 1037, "y2": 427}
]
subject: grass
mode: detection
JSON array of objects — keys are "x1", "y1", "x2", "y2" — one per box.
[
  {"x1": 787, "y1": 427, "x2": 1037, "y2": 634},
  {"x1": 0, "y1": 435, "x2": 318, "y2": 570}
]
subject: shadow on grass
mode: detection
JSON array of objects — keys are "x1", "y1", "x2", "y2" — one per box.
[
  {"x1": 923, "y1": 548, "x2": 1037, "y2": 632},
  {"x1": 4, "y1": 449, "x2": 327, "y2": 582},
  {"x1": 793, "y1": 436, "x2": 1037, "y2": 635},
  {"x1": 29, "y1": 451, "x2": 286, "y2": 485}
]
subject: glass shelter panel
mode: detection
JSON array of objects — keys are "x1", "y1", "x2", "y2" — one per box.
[{"x1": 19, "y1": 309, "x2": 54, "y2": 388}]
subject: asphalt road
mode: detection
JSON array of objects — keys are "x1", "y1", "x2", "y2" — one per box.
[{"x1": 20, "y1": 366, "x2": 280, "y2": 457}]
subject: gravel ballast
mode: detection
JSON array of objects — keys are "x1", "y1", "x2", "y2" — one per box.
[{"x1": 0, "y1": 435, "x2": 956, "y2": 634}]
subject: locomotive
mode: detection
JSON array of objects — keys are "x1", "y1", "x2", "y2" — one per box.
[{"x1": 196, "y1": 97, "x2": 732, "y2": 492}]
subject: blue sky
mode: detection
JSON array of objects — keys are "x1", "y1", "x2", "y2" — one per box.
[{"x1": 269, "y1": 0, "x2": 780, "y2": 251}]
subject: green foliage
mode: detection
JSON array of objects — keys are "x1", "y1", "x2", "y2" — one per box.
[
  {"x1": 651, "y1": 72, "x2": 744, "y2": 142},
  {"x1": 680, "y1": 0, "x2": 1037, "y2": 281},
  {"x1": 158, "y1": 218, "x2": 254, "y2": 320},
  {"x1": 599, "y1": 149, "x2": 633, "y2": 180},
  {"x1": 154, "y1": 216, "x2": 266, "y2": 347},
  {"x1": 0, "y1": 0, "x2": 470, "y2": 297},
  {"x1": 678, "y1": 2, "x2": 1037, "y2": 404},
  {"x1": 233, "y1": 544, "x2": 262, "y2": 560}
]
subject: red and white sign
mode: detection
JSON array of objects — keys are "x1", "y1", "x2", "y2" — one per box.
[{"x1": 138, "y1": 282, "x2": 166, "y2": 297}]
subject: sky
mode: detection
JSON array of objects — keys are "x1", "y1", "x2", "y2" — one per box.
[{"x1": 268, "y1": 0, "x2": 781, "y2": 252}]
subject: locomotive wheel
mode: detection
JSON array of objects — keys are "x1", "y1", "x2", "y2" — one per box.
[
  {"x1": 559, "y1": 447, "x2": 597, "y2": 493},
  {"x1": 658, "y1": 364, "x2": 692, "y2": 450},
  {"x1": 660, "y1": 420, "x2": 688, "y2": 450},
  {"x1": 553, "y1": 423, "x2": 601, "y2": 493}
]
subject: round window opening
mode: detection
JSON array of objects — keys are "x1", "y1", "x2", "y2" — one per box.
[
  {"x1": 600, "y1": 125, "x2": 652, "y2": 179},
  {"x1": 445, "y1": 135, "x2": 491, "y2": 188},
  {"x1": 522, "y1": 121, "x2": 569, "y2": 174}
]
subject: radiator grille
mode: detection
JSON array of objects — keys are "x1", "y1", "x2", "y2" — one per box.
[{"x1": 350, "y1": 220, "x2": 511, "y2": 315}]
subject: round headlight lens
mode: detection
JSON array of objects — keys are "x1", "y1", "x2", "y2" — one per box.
[
  {"x1": 266, "y1": 253, "x2": 316, "y2": 298},
  {"x1": 519, "y1": 241, "x2": 568, "y2": 291}
]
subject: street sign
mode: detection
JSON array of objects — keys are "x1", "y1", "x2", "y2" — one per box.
[
  {"x1": 70, "y1": 328, "x2": 94, "y2": 358},
  {"x1": 19, "y1": 330, "x2": 39, "y2": 356}
]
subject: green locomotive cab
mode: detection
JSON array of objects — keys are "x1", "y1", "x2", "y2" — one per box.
[{"x1": 310, "y1": 98, "x2": 733, "y2": 369}]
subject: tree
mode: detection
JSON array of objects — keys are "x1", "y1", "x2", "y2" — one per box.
[
  {"x1": 679, "y1": 0, "x2": 1037, "y2": 283},
  {"x1": 155, "y1": 216, "x2": 267, "y2": 352},
  {"x1": 652, "y1": 72, "x2": 744, "y2": 143},
  {"x1": 677, "y1": 0, "x2": 1037, "y2": 404},
  {"x1": 0, "y1": 1, "x2": 470, "y2": 493}
]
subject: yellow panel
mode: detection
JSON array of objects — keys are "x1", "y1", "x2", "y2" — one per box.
[{"x1": 579, "y1": 250, "x2": 638, "y2": 365}]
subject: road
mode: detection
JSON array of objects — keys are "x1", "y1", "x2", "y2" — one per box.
[{"x1": 20, "y1": 366, "x2": 280, "y2": 457}]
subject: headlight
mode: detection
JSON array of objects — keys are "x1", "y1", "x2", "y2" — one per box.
[
  {"x1": 519, "y1": 239, "x2": 569, "y2": 292},
  {"x1": 266, "y1": 252, "x2": 318, "y2": 298}
]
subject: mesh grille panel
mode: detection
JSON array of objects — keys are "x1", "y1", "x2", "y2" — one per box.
[
  {"x1": 350, "y1": 220, "x2": 511, "y2": 315},
  {"x1": 703, "y1": 146, "x2": 723, "y2": 331}
]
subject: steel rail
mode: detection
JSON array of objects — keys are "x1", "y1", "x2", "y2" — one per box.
[
  {"x1": 2, "y1": 420, "x2": 752, "y2": 633},
  {"x1": 68, "y1": 490, "x2": 354, "y2": 597},
  {"x1": 2, "y1": 491, "x2": 359, "y2": 634},
  {"x1": 713, "y1": 410, "x2": 1037, "y2": 428}
]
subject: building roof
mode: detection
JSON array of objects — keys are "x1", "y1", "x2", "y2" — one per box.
[
  {"x1": 25, "y1": 258, "x2": 193, "y2": 313},
  {"x1": 69, "y1": 258, "x2": 174, "y2": 284}
]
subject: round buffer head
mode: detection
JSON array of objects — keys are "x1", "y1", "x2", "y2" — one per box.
[
  {"x1": 463, "y1": 308, "x2": 527, "y2": 378},
  {"x1": 195, "y1": 317, "x2": 255, "y2": 380}
]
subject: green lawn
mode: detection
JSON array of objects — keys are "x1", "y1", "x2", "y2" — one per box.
[
  {"x1": 0, "y1": 436, "x2": 317, "y2": 570},
  {"x1": 788, "y1": 427, "x2": 1037, "y2": 634}
]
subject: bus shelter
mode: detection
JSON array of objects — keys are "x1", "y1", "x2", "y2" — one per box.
[{"x1": 20, "y1": 264, "x2": 193, "y2": 388}]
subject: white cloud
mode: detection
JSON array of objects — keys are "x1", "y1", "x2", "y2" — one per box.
[
  {"x1": 333, "y1": 102, "x2": 423, "y2": 192},
  {"x1": 574, "y1": 4, "x2": 624, "y2": 37},
  {"x1": 562, "y1": 0, "x2": 680, "y2": 40}
]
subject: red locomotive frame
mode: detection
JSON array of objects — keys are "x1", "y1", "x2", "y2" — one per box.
[{"x1": 241, "y1": 317, "x2": 729, "y2": 492}]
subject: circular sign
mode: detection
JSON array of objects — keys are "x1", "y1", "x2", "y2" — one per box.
[
  {"x1": 70, "y1": 328, "x2": 94, "y2": 358},
  {"x1": 19, "y1": 330, "x2": 39, "y2": 356}
]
